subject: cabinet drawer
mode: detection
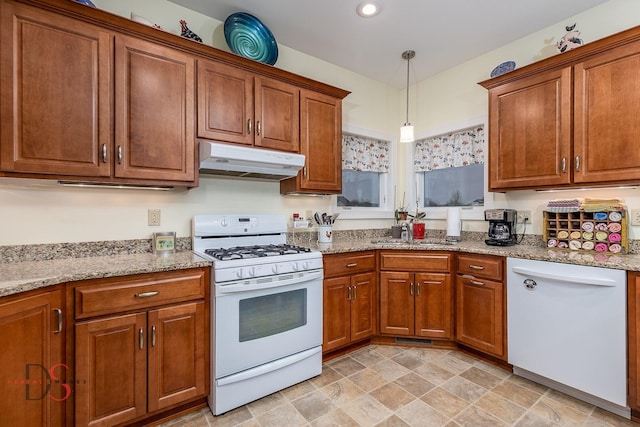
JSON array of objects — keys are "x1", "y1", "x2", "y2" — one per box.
[
  {"x1": 379, "y1": 251, "x2": 451, "y2": 272},
  {"x1": 457, "y1": 254, "x2": 503, "y2": 280},
  {"x1": 75, "y1": 268, "x2": 207, "y2": 319},
  {"x1": 324, "y1": 251, "x2": 375, "y2": 278}
]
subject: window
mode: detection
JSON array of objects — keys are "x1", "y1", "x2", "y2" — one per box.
[
  {"x1": 337, "y1": 133, "x2": 392, "y2": 216},
  {"x1": 414, "y1": 126, "x2": 485, "y2": 211}
]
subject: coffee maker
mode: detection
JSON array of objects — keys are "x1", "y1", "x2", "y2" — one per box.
[{"x1": 484, "y1": 209, "x2": 517, "y2": 246}]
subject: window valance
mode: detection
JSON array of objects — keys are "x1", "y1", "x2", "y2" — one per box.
[
  {"x1": 413, "y1": 126, "x2": 485, "y2": 172},
  {"x1": 342, "y1": 134, "x2": 390, "y2": 172}
]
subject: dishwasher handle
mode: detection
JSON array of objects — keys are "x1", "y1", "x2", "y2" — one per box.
[{"x1": 511, "y1": 266, "x2": 618, "y2": 287}]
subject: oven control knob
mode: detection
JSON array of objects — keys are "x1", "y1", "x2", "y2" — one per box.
[
  {"x1": 272, "y1": 265, "x2": 279, "y2": 274},
  {"x1": 302, "y1": 261, "x2": 310, "y2": 270},
  {"x1": 235, "y1": 269, "x2": 243, "y2": 279},
  {"x1": 248, "y1": 267, "x2": 257, "y2": 277},
  {"x1": 292, "y1": 262, "x2": 300, "y2": 271}
]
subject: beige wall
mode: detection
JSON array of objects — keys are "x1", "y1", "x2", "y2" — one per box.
[{"x1": 1, "y1": 0, "x2": 639, "y2": 245}]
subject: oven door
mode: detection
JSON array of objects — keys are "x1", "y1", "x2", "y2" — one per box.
[{"x1": 214, "y1": 269, "x2": 323, "y2": 378}]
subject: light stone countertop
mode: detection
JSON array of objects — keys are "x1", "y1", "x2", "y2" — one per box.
[
  {"x1": 0, "y1": 251, "x2": 211, "y2": 298},
  {"x1": 308, "y1": 238, "x2": 640, "y2": 272},
  {"x1": 4, "y1": 237, "x2": 640, "y2": 299}
]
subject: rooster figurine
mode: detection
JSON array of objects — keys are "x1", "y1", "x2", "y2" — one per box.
[{"x1": 180, "y1": 19, "x2": 202, "y2": 42}]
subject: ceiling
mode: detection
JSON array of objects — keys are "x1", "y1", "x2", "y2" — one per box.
[{"x1": 170, "y1": 0, "x2": 609, "y2": 88}]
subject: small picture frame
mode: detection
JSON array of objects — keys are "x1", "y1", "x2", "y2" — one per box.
[{"x1": 152, "y1": 232, "x2": 176, "y2": 254}]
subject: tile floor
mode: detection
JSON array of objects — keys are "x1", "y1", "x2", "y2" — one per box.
[{"x1": 161, "y1": 345, "x2": 635, "y2": 426}]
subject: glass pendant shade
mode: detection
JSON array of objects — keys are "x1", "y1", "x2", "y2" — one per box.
[{"x1": 400, "y1": 124, "x2": 414, "y2": 143}]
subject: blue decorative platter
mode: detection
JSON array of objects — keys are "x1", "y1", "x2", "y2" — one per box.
[
  {"x1": 490, "y1": 61, "x2": 516, "y2": 78},
  {"x1": 224, "y1": 12, "x2": 278, "y2": 65}
]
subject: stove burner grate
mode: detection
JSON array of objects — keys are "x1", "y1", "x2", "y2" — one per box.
[{"x1": 204, "y1": 244, "x2": 311, "y2": 261}]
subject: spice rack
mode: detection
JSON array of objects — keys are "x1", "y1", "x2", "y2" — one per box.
[{"x1": 543, "y1": 210, "x2": 628, "y2": 254}]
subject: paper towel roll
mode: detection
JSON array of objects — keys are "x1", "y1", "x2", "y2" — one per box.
[{"x1": 446, "y1": 207, "x2": 461, "y2": 239}]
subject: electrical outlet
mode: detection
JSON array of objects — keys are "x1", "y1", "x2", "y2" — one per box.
[
  {"x1": 632, "y1": 209, "x2": 640, "y2": 226},
  {"x1": 148, "y1": 209, "x2": 161, "y2": 226},
  {"x1": 517, "y1": 210, "x2": 532, "y2": 224}
]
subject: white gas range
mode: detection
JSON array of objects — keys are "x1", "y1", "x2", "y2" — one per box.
[{"x1": 192, "y1": 214, "x2": 323, "y2": 415}]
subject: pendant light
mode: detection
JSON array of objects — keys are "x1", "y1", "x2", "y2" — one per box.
[{"x1": 400, "y1": 50, "x2": 415, "y2": 143}]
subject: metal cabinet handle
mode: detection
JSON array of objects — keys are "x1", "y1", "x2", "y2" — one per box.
[
  {"x1": 151, "y1": 325, "x2": 156, "y2": 347},
  {"x1": 101, "y1": 144, "x2": 107, "y2": 163},
  {"x1": 303, "y1": 166, "x2": 307, "y2": 178},
  {"x1": 117, "y1": 145, "x2": 123, "y2": 164},
  {"x1": 575, "y1": 156, "x2": 580, "y2": 172},
  {"x1": 346, "y1": 263, "x2": 358, "y2": 268},
  {"x1": 256, "y1": 121, "x2": 261, "y2": 136},
  {"x1": 135, "y1": 291, "x2": 159, "y2": 298},
  {"x1": 470, "y1": 279, "x2": 485, "y2": 286},
  {"x1": 248, "y1": 119, "x2": 253, "y2": 135},
  {"x1": 53, "y1": 308, "x2": 62, "y2": 334},
  {"x1": 347, "y1": 285, "x2": 352, "y2": 300},
  {"x1": 416, "y1": 283, "x2": 420, "y2": 296},
  {"x1": 561, "y1": 157, "x2": 566, "y2": 173},
  {"x1": 352, "y1": 285, "x2": 357, "y2": 300},
  {"x1": 468, "y1": 264, "x2": 484, "y2": 270},
  {"x1": 409, "y1": 282, "x2": 414, "y2": 296},
  {"x1": 139, "y1": 328, "x2": 144, "y2": 350}
]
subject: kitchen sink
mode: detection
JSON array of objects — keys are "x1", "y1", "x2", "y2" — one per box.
[{"x1": 370, "y1": 239, "x2": 456, "y2": 246}]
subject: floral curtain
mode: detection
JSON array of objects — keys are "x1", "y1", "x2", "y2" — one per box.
[
  {"x1": 342, "y1": 134, "x2": 390, "y2": 172},
  {"x1": 413, "y1": 126, "x2": 485, "y2": 172}
]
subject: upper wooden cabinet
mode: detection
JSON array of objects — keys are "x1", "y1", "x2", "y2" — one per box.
[
  {"x1": 197, "y1": 59, "x2": 300, "y2": 152},
  {"x1": 280, "y1": 90, "x2": 343, "y2": 194},
  {"x1": 0, "y1": 0, "x2": 196, "y2": 186},
  {"x1": 480, "y1": 26, "x2": 640, "y2": 191}
]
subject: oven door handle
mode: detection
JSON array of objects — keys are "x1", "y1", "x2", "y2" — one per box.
[
  {"x1": 217, "y1": 270, "x2": 323, "y2": 294},
  {"x1": 216, "y1": 346, "x2": 321, "y2": 387}
]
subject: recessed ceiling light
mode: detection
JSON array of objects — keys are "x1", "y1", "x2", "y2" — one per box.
[{"x1": 356, "y1": 2, "x2": 381, "y2": 18}]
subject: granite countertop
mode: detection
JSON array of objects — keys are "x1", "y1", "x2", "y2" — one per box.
[
  {"x1": 4, "y1": 235, "x2": 640, "y2": 299},
  {"x1": 0, "y1": 251, "x2": 212, "y2": 298},
  {"x1": 308, "y1": 238, "x2": 640, "y2": 272}
]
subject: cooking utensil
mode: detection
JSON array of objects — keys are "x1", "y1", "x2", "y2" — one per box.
[
  {"x1": 314, "y1": 212, "x2": 322, "y2": 225},
  {"x1": 321, "y1": 213, "x2": 328, "y2": 225},
  {"x1": 330, "y1": 213, "x2": 340, "y2": 223}
]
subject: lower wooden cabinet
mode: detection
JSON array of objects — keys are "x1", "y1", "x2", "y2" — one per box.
[
  {"x1": 455, "y1": 254, "x2": 506, "y2": 359},
  {"x1": 0, "y1": 288, "x2": 65, "y2": 427},
  {"x1": 323, "y1": 252, "x2": 376, "y2": 353},
  {"x1": 378, "y1": 251, "x2": 453, "y2": 340},
  {"x1": 628, "y1": 271, "x2": 640, "y2": 416},
  {"x1": 71, "y1": 268, "x2": 208, "y2": 426}
]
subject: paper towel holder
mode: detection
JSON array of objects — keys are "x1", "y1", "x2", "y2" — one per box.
[{"x1": 446, "y1": 207, "x2": 462, "y2": 242}]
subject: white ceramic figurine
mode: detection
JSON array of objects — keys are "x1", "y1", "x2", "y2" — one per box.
[{"x1": 557, "y1": 23, "x2": 583, "y2": 53}]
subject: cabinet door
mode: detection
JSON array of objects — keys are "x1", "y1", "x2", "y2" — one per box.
[
  {"x1": 379, "y1": 272, "x2": 413, "y2": 336},
  {"x1": 0, "y1": 2, "x2": 111, "y2": 177},
  {"x1": 574, "y1": 39, "x2": 640, "y2": 184},
  {"x1": 414, "y1": 273, "x2": 452, "y2": 339},
  {"x1": 197, "y1": 59, "x2": 253, "y2": 145},
  {"x1": 75, "y1": 313, "x2": 147, "y2": 426},
  {"x1": 323, "y1": 276, "x2": 351, "y2": 352},
  {"x1": 115, "y1": 35, "x2": 195, "y2": 182},
  {"x1": 455, "y1": 275, "x2": 505, "y2": 359},
  {"x1": 284, "y1": 90, "x2": 341, "y2": 193},
  {"x1": 148, "y1": 301, "x2": 206, "y2": 412},
  {"x1": 629, "y1": 272, "x2": 640, "y2": 413},
  {"x1": 255, "y1": 77, "x2": 300, "y2": 152},
  {"x1": 487, "y1": 68, "x2": 572, "y2": 190},
  {"x1": 350, "y1": 271, "x2": 376, "y2": 342},
  {"x1": 0, "y1": 289, "x2": 64, "y2": 427}
]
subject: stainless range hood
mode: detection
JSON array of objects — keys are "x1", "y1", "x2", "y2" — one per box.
[{"x1": 199, "y1": 141, "x2": 305, "y2": 181}]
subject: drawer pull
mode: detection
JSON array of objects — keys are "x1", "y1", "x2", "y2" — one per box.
[
  {"x1": 347, "y1": 286, "x2": 352, "y2": 300},
  {"x1": 416, "y1": 283, "x2": 420, "y2": 296},
  {"x1": 468, "y1": 264, "x2": 485, "y2": 270},
  {"x1": 575, "y1": 155, "x2": 580, "y2": 172},
  {"x1": 101, "y1": 144, "x2": 107, "y2": 163},
  {"x1": 469, "y1": 279, "x2": 485, "y2": 286},
  {"x1": 117, "y1": 145, "x2": 123, "y2": 164},
  {"x1": 151, "y1": 325, "x2": 157, "y2": 347},
  {"x1": 346, "y1": 263, "x2": 358, "y2": 268},
  {"x1": 256, "y1": 120, "x2": 261, "y2": 136},
  {"x1": 53, "y1": 308, "x2": 62, "y2": 334},
  {"x1": 135, "y1": 291, "x2": 159, "y2": 298},
  {"x1": 352, "y1": 285, "x2": 357, "y2": 300},
  {"x1": 409, "y1": 282, "x2": 414, "y2": 296},
  {"x1": 139, "y1": 328, "x2": 144, "y2": 350},
  {"x1": 561, "y1": 157, "x2": 566, "y2": 173},
  {"x1": 248, "y1": 118, "x2": 253, "y2": 134}
]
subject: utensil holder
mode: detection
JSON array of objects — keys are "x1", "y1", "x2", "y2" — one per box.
[{"x1": 317, "y1": 225, "x2": 332, "y2": 243}]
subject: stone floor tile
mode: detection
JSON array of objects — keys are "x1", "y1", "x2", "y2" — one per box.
[
  {"x1": 529, "y1": 395, "x2": 590, "y2": 425},
  {"x1": 311, "y1": 407, "x2": 360, "y2": 427},
  {"x1": 255, "y1": 402, "x2": 309, "y2": 426},
  {"x1": 310, "y1": 365, "x2": 343, "y2": 388},
  {"x1": 454, "y1": 405, "x2": 508, "y2": 426},
  {"x1": 370, "y1": 382, "x2": 416, "y2": 411},
  {"x1": 341, "y1": 394, "x2": 393, "y2": 426},
  {"x1": 330, "y1": 356, "x2": 367, "y2": 377},
  {"x1": 282, "y1": 379, "x2": 318, "y2": 401},
  {"x1": 459, "y1": 366, "x2": 504, "y2": 390},
  {"x1": 375, "y1": 415, "x2": 412, "y2": 427},
  {"x1": 421, "y1": 386, "x2": 469, "y2": 419},
  {"x1": 206, "y1": 406, "x2": 253, "y2": 427},
  {"x1": 392, "y1": 351, "x2": 426, "y2": 370},
  {"x1": 395, "y1": 399, "x2": 449, "y2": 427},
  {"x1": 320, "y1": 377, "x2": 366, "y2": 407},
  {"x1": 292, "y1": 389, "x2": 336, "y2": 422},
  {"x1": 351, "y1": 347, "x2": 388, "y2": 367},
  {"x1": 441, "y1": 375, "x2": 489, "y2": 403},
  {"x1": 589, "y1": 407, "x2": 637, "y2": 426},
  {"x1": 474, "y1": 391, "x2": 527, "y2": 424},
  {"x1": 349, "y1": 367, "x2": 390, "y2": 392},
  {"x1": 545, "y1": 388, "x2": 595, "y2": 415},
  {"x1": 413, "y1": 362, "x2": 456, "y2": 386},
  {"x1": 393, "y1": 372, "x2": 437, "y2": 398},
  {"x1": 492, "y1": 380, "x2": 543, "y2": 409},
  {"x1": 513, "y1": 411, "x2": 556, "y2": 427},
  {"x1": 372, "y1": 358, "x2": 412, "y2": 382},
  {"x1": 246, "y1": 391, "x2": 286, "y2": 416}
]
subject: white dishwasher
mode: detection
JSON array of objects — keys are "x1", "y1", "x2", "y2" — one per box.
[{"x1": 507, "y1": 258, "x2": 628, "y2": 417}]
